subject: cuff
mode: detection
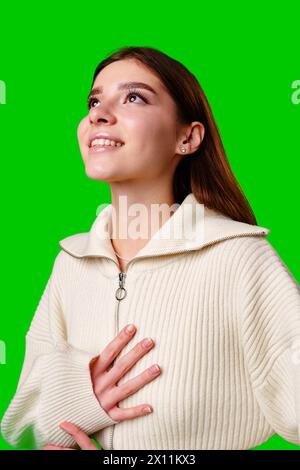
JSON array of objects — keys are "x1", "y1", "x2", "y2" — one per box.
[{"x1": 36, "y1": 343, "x2": 119, "y2": 448}]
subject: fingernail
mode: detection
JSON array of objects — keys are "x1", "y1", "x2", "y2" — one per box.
[
  {"x1": 143, "y1": 338, "x2": 153, "y2": 348},
  {"x1": 150, "y1": 364, "x2": 160, "y2": 374},
  {"x1": 126, "y1": 324, "x2": 135, "y2": 334},
  {"x1": 143, "y1": 406, "x2": 153, "y2": 414}
]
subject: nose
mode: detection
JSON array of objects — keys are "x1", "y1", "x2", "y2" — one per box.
[{"x1": 88, "y1": 106, "x2": 116, "y2": 125}]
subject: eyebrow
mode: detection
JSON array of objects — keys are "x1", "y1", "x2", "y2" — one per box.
[{"x1": 87, "y1": 81, "x2": 158, "y2": 100}]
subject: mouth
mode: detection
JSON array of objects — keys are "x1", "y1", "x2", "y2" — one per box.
[
  {"x1": 88, "y1": 139, "x2": 125, "y2": 153},
  {"x1": 88, "y1": 136, "x2": 125, "y2": 148},
  {"x1": 88, "y1": 144, "x2": 124, "y2": 153}
]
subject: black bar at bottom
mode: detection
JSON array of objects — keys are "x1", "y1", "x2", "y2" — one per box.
[{"x1": 0, "y1": 449, "x2": 300, "y2": 465}]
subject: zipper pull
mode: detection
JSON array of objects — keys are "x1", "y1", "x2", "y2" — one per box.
[{"x1": 115, "y1": 272, "x2": 127, "y2": 301}]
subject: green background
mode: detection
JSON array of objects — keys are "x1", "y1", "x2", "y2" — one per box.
[{"x1": 0, "y1": 1, "x2": 299, "y2": 450}]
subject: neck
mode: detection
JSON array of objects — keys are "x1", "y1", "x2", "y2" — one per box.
[{"x1": 108, "y1": 182, "x2": 178, "y2": 261}]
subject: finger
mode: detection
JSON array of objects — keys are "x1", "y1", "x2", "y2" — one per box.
[
  {"x1": 110, "y1": 403, "x2": 154, "y2": 422},
  {"x1": 92, "y1": 324, "x2": 137, "y2": 375},
  {"x1": 102, "y1": 337, "x2": 155, "y2": 387},
  {"x1": 59, "y1": 422, "x2": 98, "y2": 450},
  {"x1": 113, "y1": 363, "x2": 161, "y2": 403}
]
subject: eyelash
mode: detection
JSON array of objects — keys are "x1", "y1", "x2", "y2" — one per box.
[{"x1": 87, "y1": 89, "x2": 148, "y2": 110}]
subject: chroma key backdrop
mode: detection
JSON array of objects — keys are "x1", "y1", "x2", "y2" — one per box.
[{"x1": 0, "y1": 1, "x2": 299, "y2": 451}]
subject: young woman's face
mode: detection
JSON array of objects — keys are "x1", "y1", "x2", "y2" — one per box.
[{"x1": 77, "y1": 59, "x2": 184, "y2": 182}]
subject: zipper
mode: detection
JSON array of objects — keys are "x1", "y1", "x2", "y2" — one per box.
[
  {"x1": 107, "y1": 269, "x2": 129, "y2": 450},
  {"x1": 115, "y1": 272, "x2": 127, "y2": 300}
]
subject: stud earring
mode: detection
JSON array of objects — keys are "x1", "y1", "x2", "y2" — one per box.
[{"x1": 180, "y1": 146, "x2": 186, "y2": 153}]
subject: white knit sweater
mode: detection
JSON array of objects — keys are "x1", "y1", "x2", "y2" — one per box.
[{"x1": 1, "y1": 193, "x2": 300, "y2": 450}]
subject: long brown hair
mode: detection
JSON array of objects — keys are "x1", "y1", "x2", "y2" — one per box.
[{"x1": 90, "y1": 46, "x2": 257, "y2": 225}]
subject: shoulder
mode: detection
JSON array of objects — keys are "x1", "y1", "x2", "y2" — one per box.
[
  {"x1": 57, "y1": 232, "x2": 90, "y2": 258},
  {"x1": 218, "y1": 232, "x2": 274, "y2": 254},
  {"x1": 219, "y1": 235, "x2": 300, "y2": 330},
  {"x1": 232, "y1": 235, "x2": 299, "y2": 289},
  {"x1": 204, "y1": 234, "x2": 281, "y2": 274},
  {"x1": 51, "y1": 243, "x2": 90, "y2": 284},
  {"x1": 215, "y1": 234, "x2": 296, "y2": 280}
]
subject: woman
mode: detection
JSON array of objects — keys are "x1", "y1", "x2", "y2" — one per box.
[{"x1": 1, "y1": 46, "x2": 300, "y2": 450}]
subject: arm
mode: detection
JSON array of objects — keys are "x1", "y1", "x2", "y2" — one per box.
[
  {"x1": 240, "y1": 237, "x2": 300, "y2": 445},
  {"x1": 0, "y1": 251, "x2": 118, "y2": 450},
  {"x1": 252, "y1": 346, "x2": 300, "y2": 446}
]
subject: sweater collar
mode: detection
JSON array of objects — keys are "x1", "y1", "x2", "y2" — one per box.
[{"x1": 59, "y1": 192, "x2": 270, "y2": 261}]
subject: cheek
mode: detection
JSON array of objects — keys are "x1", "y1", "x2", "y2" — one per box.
[
  {"x1": 77, "y1": 116, "x2": 89, "y2": 144},
  {"x1": 130, "y1": 113, "x2": 173, "y2": 145},
  {"x1": 138, "y1": 116, "x2": 176, "y2": 154}
]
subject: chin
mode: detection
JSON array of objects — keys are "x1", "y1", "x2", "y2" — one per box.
[
  {"x1": 84, "y1": 164, "x2": 120, "y2": 182},
  {"x1": 85, "y1": 168, "x2": 111, "y2": 182}
]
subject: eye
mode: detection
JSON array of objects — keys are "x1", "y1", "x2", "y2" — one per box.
[
  {"x1": 87, "y1": 96, "x2": 99, "y2": 110},
  {"x1": 124, "y1": 90, "x2": 148, "y2": 104},
  {"x1": 87, "y1": 89, "x2": 148, "y2": 111}
]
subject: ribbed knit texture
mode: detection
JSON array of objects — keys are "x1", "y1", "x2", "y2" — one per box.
[{"x1": 1, "y1": 193, "x2": 300, "y2": 449}]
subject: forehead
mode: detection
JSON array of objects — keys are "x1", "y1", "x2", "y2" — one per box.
[{"x1": 92, "y1": 59, "x2": 166, "y2": 94}]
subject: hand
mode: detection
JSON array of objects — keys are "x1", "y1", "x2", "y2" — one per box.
[
  {"x1": 89, "y1": 324, "x2": 161, "y2": 422},
  {"x1": 42, "y1": 422, "x2": 98, "y2": 450}
]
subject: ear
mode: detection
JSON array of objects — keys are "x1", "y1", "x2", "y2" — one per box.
[{"x1": 177, "y1": 121, "x2": 205, "y2": 156}]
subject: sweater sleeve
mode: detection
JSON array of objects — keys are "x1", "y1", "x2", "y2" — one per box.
[
  {"x1": 240, "y1": 237, "x2": 300, "y2": 446},
  {"x1": 0, "y1": 251, "x2": 119, "y2": 450}
]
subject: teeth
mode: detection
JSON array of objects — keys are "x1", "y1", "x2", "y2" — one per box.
[{"x1": 91, "y1": 138, "x2": 123, "y2": 147}]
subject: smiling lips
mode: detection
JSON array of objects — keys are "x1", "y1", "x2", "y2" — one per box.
[
  {"x1": 91, "y1": 138, "x2": 124, "y2": 148},
  {"x1": 88, "y1": 138, "x2": 125, "y2": 153},
  {"x1": 88, "y1": 132, "x2": 125, "y2": 147}
]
